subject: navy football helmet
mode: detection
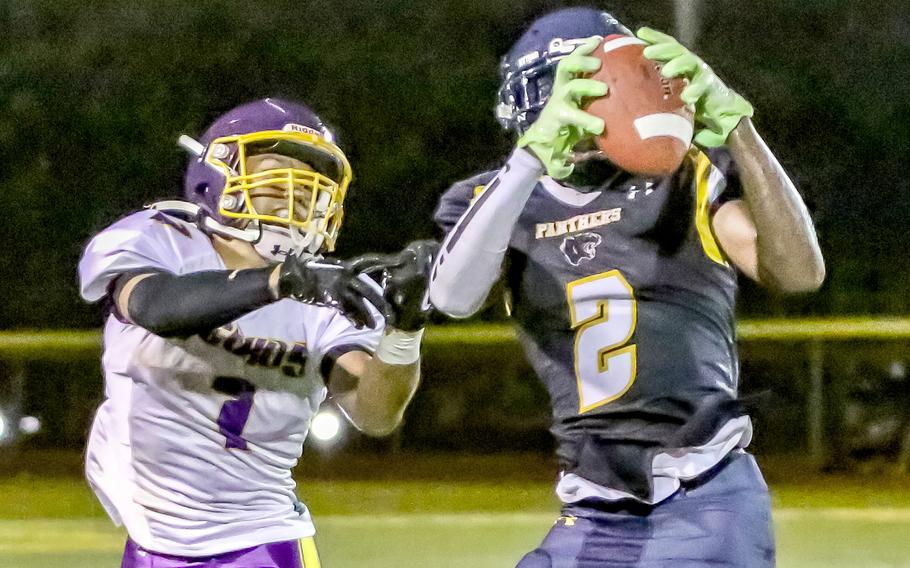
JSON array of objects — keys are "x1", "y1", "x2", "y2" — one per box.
[{"x1": 496, "y1": 7, "x2": 631, "y2": 133}]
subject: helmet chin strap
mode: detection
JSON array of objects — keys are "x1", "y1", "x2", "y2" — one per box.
[
  {"x1": 252, "y1": 224, "x2": 310, "y2": 261},
  {"x1": 242, "y1": 189, "x2": 332, "y2": 259},
  {"x1": 148, "y1": 201, "x2": 324, "y2": 261},
  {"x1": 251, "y1": 221, "x2": 333, "y2": 262}
]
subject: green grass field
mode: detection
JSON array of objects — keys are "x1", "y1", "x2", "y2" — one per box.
[{"x1": 2, "y1": 456, "x2": 910, "y2": 567}]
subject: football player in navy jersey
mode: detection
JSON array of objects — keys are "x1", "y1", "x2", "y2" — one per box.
[{"x1": 429, "y1": 7, "x2": 823, "y2": 567}]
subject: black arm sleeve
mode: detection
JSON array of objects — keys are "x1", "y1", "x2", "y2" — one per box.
[{"x1": 115, "y1": 267, "x2": 277, "y2": 338}]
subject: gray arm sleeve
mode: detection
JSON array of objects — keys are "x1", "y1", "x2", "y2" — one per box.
[{"x1": 429, "y1": 148, "x2": 543, "y2": 317}]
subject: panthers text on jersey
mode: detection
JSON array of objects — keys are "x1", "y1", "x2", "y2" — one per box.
[
  {"x1": 78, "y1": 208, "x2": 382, "y2": 556},
  {"x1": 434, "y1": 149, "x2": 751, "y2": 503}
]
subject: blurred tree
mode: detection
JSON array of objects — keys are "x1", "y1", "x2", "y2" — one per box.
[{"x1": 0, "y1": 0, "x2": 907, "y2": 328}]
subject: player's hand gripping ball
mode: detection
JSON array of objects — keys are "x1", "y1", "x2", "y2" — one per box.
[
  {"x1": 637, "y1": 27, "x2": 754, "y2": 148},
  {"x1": 584, "y1": 34, "x2": 695, "y2": 176},
  {"x1": 517, "y1": 36, "x2": 608, "y2": 180}
]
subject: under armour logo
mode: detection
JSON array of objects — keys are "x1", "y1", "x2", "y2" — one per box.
[
  {"x1": 627, "y1": 181, "x2": 655, "y2": 200},
  {"x1": 560, "y1": 232, "x2": 602, "y2": 266}
]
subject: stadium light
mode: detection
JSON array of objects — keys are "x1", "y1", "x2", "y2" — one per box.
[
  {"x1": 310, "y1": 409, "x2": 343, "y2": 444},
  {"x1": 19, "y1": 415, "x2": 41, "y2": 435},
  {"x1": 0, "y1": 407, "x2": 41, "y2": 443}
]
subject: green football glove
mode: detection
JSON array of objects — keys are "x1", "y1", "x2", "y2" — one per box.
[
  {"x1": 637, "y1": 27, "x2": 754, "y2": 148},
  {"x1": 517, "y1": 36, "x2": 608, "y2": 179}
]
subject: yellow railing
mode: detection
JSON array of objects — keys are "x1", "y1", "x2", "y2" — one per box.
[
  {"x1": 4, "y1": 318, "x2": 910, "y2": 354},
  {"x1": 3, "y1": 318, "x2": 910, "y2": 461}
]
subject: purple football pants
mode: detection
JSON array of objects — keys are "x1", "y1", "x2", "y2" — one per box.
[
  {"x1": 516, "y1": 451, "x2": 775, "y2": 567},
  {"x1": 121, "y1": 537, "x2": 319, "y2": 568}
]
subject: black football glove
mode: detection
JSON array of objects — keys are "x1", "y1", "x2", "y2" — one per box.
[
  {"x1": 277, "y1": 255, "x2": 393, "y2": 329},
  {"x1": 352, "y1": 240, "x2": 440, "y2": 332}
]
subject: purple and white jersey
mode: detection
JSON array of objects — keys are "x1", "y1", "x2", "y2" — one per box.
[{"x1": 78, "y1": 208, "x2": 382, "y2": 557}]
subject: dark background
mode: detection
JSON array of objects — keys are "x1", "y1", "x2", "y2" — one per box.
[
  {"x1": 0, "y1": 1, "x2": 909, "y2": 465},
  {"x1": 1, "y1": 0, "x2": 909, "y2": 329}
]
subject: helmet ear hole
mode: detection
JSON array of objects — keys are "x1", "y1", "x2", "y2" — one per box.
[{"x1": 194, "y1": 183, "x2": 207, "y2": 196}]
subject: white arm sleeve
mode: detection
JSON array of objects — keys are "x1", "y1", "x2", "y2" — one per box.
[{"x1": 429, "y1": 148, "x2": 543, "y2": 318}]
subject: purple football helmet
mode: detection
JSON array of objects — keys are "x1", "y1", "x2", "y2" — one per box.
[
  {"x1": 496, "y1": 8, "x2": 631, "y2": 133},
  {"x1": 182, "y1": 97, "x2": 352, "y2": 253}
]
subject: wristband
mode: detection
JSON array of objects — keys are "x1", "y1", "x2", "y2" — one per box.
[{"x1": 374, "y1": 328, "x2": 425, "y2": 365}]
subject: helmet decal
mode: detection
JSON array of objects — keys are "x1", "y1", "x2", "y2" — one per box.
[{"x1": 282, "y1": 123, "x2": 324, "y2": 138}]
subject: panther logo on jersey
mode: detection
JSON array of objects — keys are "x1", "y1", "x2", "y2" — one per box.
[{"x1": 560, "y1": 232, "x2": 602, "y2": 266}]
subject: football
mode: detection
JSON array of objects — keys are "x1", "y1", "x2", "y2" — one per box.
[{"x1": 585, "y1": 34, "x2": 694, "y2": 176}]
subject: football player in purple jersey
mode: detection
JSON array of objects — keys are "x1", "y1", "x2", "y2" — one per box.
[
  {"x1": 78, "y1": 97, "x2": 435, "y2": 568},
  {"x1": 429, "y1": 7, "x2": 823, "y2": 567}
]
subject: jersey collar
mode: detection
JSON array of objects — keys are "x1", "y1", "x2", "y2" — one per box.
[{"x1": 539, "y1": 176, "x2": 602, "y2": 207}]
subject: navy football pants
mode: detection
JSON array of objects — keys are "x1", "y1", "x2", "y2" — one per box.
[{"x1": 516, "y1": 451, "x2": 775, "y2": 568}]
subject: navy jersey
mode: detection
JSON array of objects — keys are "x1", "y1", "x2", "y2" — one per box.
[{"x1": 434, "y1": 150, "x2": 746, "y2": 499}]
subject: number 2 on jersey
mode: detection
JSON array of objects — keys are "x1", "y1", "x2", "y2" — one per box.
[{"x1": 566, "y1": 270, "x2": 637, "y2": 413}]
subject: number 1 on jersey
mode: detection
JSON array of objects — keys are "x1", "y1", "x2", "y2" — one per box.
[
  {"x1": 566, "y1": 270, "x2": 637, "y2": 413},
  {"x1": 213, "y1": 376, "x2": 256, "y2": 450}
]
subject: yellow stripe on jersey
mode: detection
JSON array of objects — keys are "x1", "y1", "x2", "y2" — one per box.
[
  {"x1": 299, "y1": 537, "x2": 321, "y2": 568},
  {"x1": 693, "y1": 152, "x2": 727, "y2": 266},
  {"x1": 468, "y1": 184, "x2": 487, "y2": 207}
]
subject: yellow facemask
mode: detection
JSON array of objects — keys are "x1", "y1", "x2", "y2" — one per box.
[{"x1": 205, "y1": 130, "x2": 352, "y2": 252}]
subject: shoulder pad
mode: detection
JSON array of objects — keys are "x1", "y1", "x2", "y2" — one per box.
[
  {"x1": 433, "y1": 170, "x2": 500, "y2": 234},
  {"x1": 78, "y1": 209, "x2": 196, "y2": 303}
]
